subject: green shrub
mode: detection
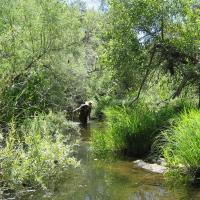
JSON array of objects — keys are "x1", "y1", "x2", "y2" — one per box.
[
  {"x1": 91, "y1": 101, "x2": 185, "y2": 158},
  {"x1": 0, "y1": 112, "x2": 80, "y2": 189},
  {"x1": 21, "y1": 111, "x2": 80, "y2": 143},
  {"x1": 163, "y1": 109, "x2": 200, "y2": 185}
]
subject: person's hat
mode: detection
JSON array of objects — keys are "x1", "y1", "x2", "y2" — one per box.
[{"x1": 85, "y1": 101, "x2": 92, "y2": 105}]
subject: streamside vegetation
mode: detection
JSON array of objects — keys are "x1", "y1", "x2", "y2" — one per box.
[
  {"x1": 1, "y1": 0, "x2": 200, "y2": 192},
  {"x1": 91, "y1": 101, "x2": 187, "y2": 158},
  {"x1": 90, "y1": 0, "x2": 200, "y2": 186},
  {"x1": 0, "y1": 0, "x2": 105, "y2": 194},
  {"x1": 163, "y1": 110, "x2": 200, "y2": 185},
  {"x1": 0, "y1": 112, "x2": 80, "y2": 189}
]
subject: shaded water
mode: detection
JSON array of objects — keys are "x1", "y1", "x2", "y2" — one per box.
[{"x1": 22, "y1": 121, "x2": 200, "y2": 200}]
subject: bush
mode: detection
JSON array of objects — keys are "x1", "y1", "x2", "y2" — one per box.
[
  {"x1": 163, "y1": 109, "x2": 200, "y2": 185},
  {"x1": 21, "y1": 111, "x2": 80, "y2": 143},
  {"x1": 91, "y1": 101, "x2": 185, "y2": 158},
  {"x1": 0, "y1": 112, "x2": 80, "y2": 189}
]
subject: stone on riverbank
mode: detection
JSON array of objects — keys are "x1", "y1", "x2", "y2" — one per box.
[{"x1": 133, "y1": 160, "x2": 167, "y2": 174}]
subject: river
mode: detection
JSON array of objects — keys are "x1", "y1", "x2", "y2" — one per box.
[{"x1": 20, "y1": 121, "x2": 200, "y2": 200}]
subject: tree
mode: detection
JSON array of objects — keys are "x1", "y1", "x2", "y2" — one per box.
[
  {"x1": 0, "y1": 0, "x2": 88, "y2": 122},
  {"x1": 103, "y1": 0, "x2": 200, "y2": 104}
]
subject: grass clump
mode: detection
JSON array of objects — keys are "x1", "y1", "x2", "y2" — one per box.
[
  {"x1": 91, "y1": 102, "x2": 178, "y2": 158},
  {"x1": 0, "y1": 112, "x2": 80, "y2": 189},
  {"x1": 163, "y1": 109, "x2": 200, "y2": 185}
]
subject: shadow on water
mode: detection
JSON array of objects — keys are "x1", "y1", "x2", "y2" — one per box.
[{"x1": 21, "y1": 121, "x2": 200, "y2": 200}]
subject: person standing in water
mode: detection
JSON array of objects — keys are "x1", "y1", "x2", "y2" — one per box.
[{"x1": 73, "y1": 101, "x2": 92, "y2": 127}]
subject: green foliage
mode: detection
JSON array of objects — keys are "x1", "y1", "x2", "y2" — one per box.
[
  {"x1": 21, "y1": 111, "x2": 80, "y2": 142},
  {"x1": 0, "y1": 0, "x2": 106, "y2": 192},
  {"x1": 0, "y1": 112, "x2": 80, "y2": 189},
  {"x1": 163, "y1": 109, "x2": 200, "y2": 185},
  {"x1": 0, "y1": 0, "x2": 96, "y2": 122},
  {"x1": 91, "y1": 102, "x2": 180, "y2": 157},
  {"x1": 102, "y1": 0, "x2": 200, "y2": 100},
  {"x1": 1, "y1": 0, "x2": 200, "y2": 191}
]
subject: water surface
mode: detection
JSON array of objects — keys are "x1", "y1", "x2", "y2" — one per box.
[{"x1": 21, "y1": 121, "x2": 200, "y2": 200}]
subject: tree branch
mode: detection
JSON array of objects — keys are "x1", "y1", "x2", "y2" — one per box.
[
  {"x1": 156, "y1": 73, "x2": 197, "y2": 106},
  {"x1": 130, "y1": 44, "x2": 157, "y2": 104}
]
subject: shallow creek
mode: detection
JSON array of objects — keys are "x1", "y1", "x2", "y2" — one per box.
[{"x1": 21, "y1": 121, "x2": 200, "y2": 200}]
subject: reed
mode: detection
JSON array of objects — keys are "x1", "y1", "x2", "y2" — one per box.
[
  {"x1": 163, "y1": 109, "x2": 200, "y2": 185},
  {"x1": 91, "y1": 103, "x2": 178, "y2": 157}
]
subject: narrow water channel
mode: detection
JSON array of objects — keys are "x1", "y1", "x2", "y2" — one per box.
[{"x1": 23, "y1": 121, "x2": 200, "y2": 200}]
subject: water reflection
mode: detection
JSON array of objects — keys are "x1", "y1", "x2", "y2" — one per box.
[{"x1": 22, "y1": 121, "x2": 200, "y2": 200}]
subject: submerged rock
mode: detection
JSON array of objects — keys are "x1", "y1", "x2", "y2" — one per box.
[{"x1": 133, "y1": 160, "x2": 167, "y2": 174}]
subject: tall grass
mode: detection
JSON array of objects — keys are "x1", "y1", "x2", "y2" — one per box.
[
  {"x1": 91, "y1": 102, "x2": 180, "y2": 158},
  {"x1": 0, "y1": 112, "x2": 80, "y2": 189},
  {"x1": 163, "y1": 109, "x2": 200, "y2": 185}
]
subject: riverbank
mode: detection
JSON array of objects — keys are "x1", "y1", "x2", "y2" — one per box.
[
  {"x1": 15, "y1": 121, "x2": 200, "y2": 200},
  {"x1": 0, "y1": 112, "x2": 80, "y2": 199},
  {"x1": 90, "y1": 102, "x2": 200, "y2": 186}
]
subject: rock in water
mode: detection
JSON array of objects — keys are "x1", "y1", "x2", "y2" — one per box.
[{"x1": 133, "y1": 160, "x2": 167, "y2": 174}]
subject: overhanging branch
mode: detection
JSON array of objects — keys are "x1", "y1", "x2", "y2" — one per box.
[{"x1": 130, "y1": 44, "x2": 157, "y2": 104}]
